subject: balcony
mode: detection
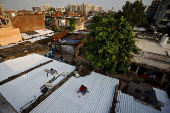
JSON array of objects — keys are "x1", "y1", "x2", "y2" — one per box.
[{"x1": 166, "y1": 9, "x2": 170, "y2": 13}]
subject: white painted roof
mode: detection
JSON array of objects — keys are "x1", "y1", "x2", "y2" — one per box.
[
  {"x1": 0, "y1": 58, "x2": 75, "y2": 112},
  {"x1": 0, "y1": 29, "x2": 54, "y2": 49},
  {"x1": 21, "y1": 33, "x2": 31, "y2": 40},
  {"x1": 153, "y1": 88, "x2": 170, "y2": 105},
  {"x1": 116, "y1": 90, "x2": 170, "y2": 113},
  {"x1": 31, "y1": 72, "x2": 119, "y2": 113},
  {"x1": 0, "y1": 53, "x2": 51, "y2": 82},
  {"x1": 35, "y1": 28, "x2": 54, "y2": 35}
]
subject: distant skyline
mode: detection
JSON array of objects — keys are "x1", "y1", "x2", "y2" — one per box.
[{"x1": 1, "y1": 0, "x2": 153, "y2": 11}]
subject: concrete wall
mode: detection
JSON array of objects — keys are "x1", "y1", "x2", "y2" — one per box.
[
  {"x1": 126, "y1": 82, "x2": 152, "y2": 99},
  {"x1": 61, "y1": 45, "x2": 74, "y2": 54},
  {"x1": 0, "y1": 27, "x2": 22, "y2": 46},
  {"x1": 143, "y1": 51, "x2": 170, "y2": 63},
  {"x1": 12, "y1": 14, "x2": 45, "y2": 33}
]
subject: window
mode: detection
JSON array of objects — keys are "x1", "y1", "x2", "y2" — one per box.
[{"x1": 167, "y1": 5, "x2": 170, "y2": 9}]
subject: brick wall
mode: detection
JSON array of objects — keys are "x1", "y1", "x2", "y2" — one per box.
[
  {"x1": 0, "y1": 27, "x2": 22, "y2": 46},
  {"x1": 12, "y1": 14, "x2": 45, "y2": 33}
]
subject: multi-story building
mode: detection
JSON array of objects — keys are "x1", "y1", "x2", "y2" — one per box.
[
  {"x1": 154, "y1": 0, "x2": 170, "y2": 28},
  {"x1": 55, "y1": 7, "x2": 66, "y2": 13},
  {"x1": 67, "y1": 3, "x2": 101, "y2": 13},
  {"x1": 43, "y1": 4, "x2": 50, "y2": 12},
  {"x1": 67, "y1": 3, "x2": 80, "y2": 12},
  {"x1": 147, "y1": 0, "x2": 160, "y2": 18},
  {"x1": 0, "y1": 3, "x2": 4, "y2": 15},
  {"x1": 32, "y1": 6, "x2": 41, "y2": 12}
]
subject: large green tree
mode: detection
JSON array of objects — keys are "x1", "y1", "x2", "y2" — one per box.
[
  {"x1": 92, "y1": 15, "x2": 102, "y2": 23},
  {"x1": 115, "y1": 0, "x2": 147, "y2": 27},
  {"x1": 48, "y1": 7, "x2": 56, "y2": 13},
  {"x1": 84, "y1": 16, "x2": 140, "y2": 75},
  {"x1": 69, "y1": 17, "x2": 76, "y2": 31}
]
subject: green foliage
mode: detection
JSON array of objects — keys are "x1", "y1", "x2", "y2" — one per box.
[
  {"x1": 132, "y1": 78, "x2": 144, "y2": 83},
  {"x1": 92, "y1": 15, "x2": 102, "y2": 23},
  {"x1": 52, "y1": 27, "x2": 58, "y2": 32},
  {"x1": 115, "y1": 0, "x2": 147, "y2": 27},
  {"x1": 48, "y1": 7, "x2": 56, "y2": 13},
  {"x1": 84, "y1": 16, "x2": 140, "y2": 75},
  {"x1": 60, "y1": 27, "x2": 66, "y2": 32},
  {"x1": 69, "y1": 17, "x2": 76, "y2": 31}
]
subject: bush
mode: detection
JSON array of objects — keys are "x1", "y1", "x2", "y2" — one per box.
[
  {"x1": 132, "y1": 78, "x2": 144, "y2": 83},
  {"x1": 52, "y1": 27, "x2": 58, "y2": 32},
  {"x1": 60, "y1": 27, "x2": 66, "y2": 32}
]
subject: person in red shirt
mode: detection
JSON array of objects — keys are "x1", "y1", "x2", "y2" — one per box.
[{"x1": 77, "y1": 85, "x2": 88, "y2": 95}]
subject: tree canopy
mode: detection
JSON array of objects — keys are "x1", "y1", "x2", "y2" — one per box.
[
  {"x1": 48, "y1": 7, "x2": 56, "y2": 13},
  {"x1": 115, "y1": 0, "x2": 147, "y2": 27},
  {"x1": 92, "y1": 15, "x2": 102, "y2": 23},
  {"x1": 69, "y1": 17, "x2": 76, "y2": 31},
  {"x1": 84, "y1": 16, "x2": 140, "y2": 75}
]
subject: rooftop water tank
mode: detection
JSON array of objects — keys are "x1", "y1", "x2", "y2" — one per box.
[{"x1": 160, "y1": 34, "x2": 169, "y2": 44}]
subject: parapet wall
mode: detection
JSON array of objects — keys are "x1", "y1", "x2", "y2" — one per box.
[
  {"x1": 12, "y1": 14, "x2": 45, "y2": 33},
  {"x1": 0, "y1": 27, "x2": 22, "y2": 46}
]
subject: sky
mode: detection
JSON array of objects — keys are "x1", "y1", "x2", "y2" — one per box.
[{"x1": 1, "y1": 0, "x2": 153, "y2": 11}]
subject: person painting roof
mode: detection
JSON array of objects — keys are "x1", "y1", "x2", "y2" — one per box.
[{"x1": 77, "y1": 85, "x2": 89, "y2": 95}]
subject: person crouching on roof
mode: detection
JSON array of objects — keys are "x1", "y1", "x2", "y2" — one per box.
[{"x1": 77, "y1": 85, "x2": 88, "y2": 95}]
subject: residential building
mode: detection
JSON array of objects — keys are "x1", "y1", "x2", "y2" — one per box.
[
  {"x1": 147, "y1": 0, "x2": 160, "y2": 18},
  {"x1": 67, "y1": 3, "x2": 101, "y2": 13},
  {"x1": 0, "y1": 3, "x2": 4, "y2": 15},
  {"x1": 67, "y1": 3, "x2": 80, "y2": 12},
  {"x1": 55, "y1": 6, "x2": 66, "y2": 13},
  {"x1": 154, "y1": 0, "x2": 170, "y2": 28},
  {"x1": 43, "y1": 4, "x2": 50, "y2": 12},
  {"x1": 32, "y1": 6, "x2": 41, "y2": 12}
]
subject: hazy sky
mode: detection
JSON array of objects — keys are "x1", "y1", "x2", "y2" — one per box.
[{"x1": 1, "y1": 0, "x2": 153, "y2": 11}]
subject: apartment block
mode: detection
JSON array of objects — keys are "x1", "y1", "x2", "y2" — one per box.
[
  {"x1": 67, "y1": 3, "x2": 101, "y2": 13},
  {"x1": 154, "y1": 0, "x2": 170, "y2": 28},
  {"x1": 43, "y1": 4, "x2": 50, "y2": 12},
  {"x1": 32, "y1": 6, "x2": 41, "y2": 12},
  {"x1": 147, "y1": 0, "x2": 160, "y2": 18},
  {"x1": 0, "y1": 3, "x2": 4, "y2": 15}
]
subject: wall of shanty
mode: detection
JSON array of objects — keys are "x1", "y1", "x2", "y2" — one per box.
[
  {"x1": 126, "y1": 82, "x2": 153, "y2": 99},
  {"x1": 0, "y1": 27, "x2": 22, "y2": 46},
  {"x1": 0, "y1": 15, "x2": 13, "y2": 28},
  {"x1": 12, "y1": 14, "x2": 45, "y2": 33}
]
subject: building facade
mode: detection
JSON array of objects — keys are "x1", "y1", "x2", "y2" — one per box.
[
  {"x1": 147, "y1": 0, "x2": 160, "y2": 18},
  {"x1": 32, "y1": 6, "x2": 41, "y2": 12},
  {"x1": 43, "y1": 4, "x2": 50, "y2": 12},
  {"x1": 55, "y1": 7, "x2": 66, "y2": 13},
  {"x1": 154, "y1": 0, "x2": 170, "y2": 28},
  {"x1": 67, "y1": 3, "x2": 101, "y2": 13},
  {"x1": 0, "y1": 3, "x2": 4, "y2": 15}
]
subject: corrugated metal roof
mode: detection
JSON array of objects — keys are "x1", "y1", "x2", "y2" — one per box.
[
  {"x1": 31, "y1": 72, "x2": 119, "y2": 113},
  {"x1": 0, "y1": 53, "x2": 50, "y2": 82},
  {"x1": 0, "y1": 58, "x2": 75, "y2": 112},
  {"x1": 116, "y1": 90, "x2": 170, "y2": 113}
]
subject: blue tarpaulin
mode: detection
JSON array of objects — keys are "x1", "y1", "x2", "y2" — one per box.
[{"x1": 62, "y1": 39, "x2": 80, "y2": 42}]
